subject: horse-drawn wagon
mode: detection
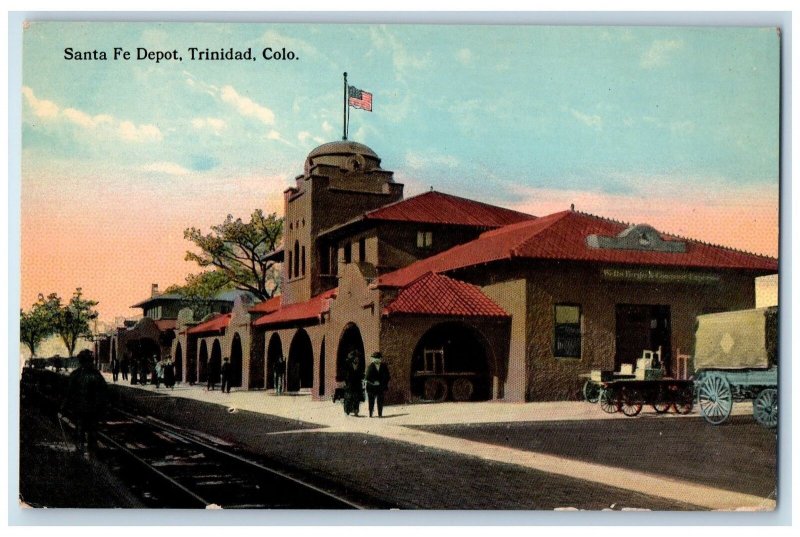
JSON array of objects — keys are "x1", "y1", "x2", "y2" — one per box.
[{"x1": 693, "y1": 307, "x2": 778, "y2": 428}]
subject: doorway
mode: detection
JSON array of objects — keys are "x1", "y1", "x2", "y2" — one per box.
[{"x1": 615, "y1": 304, "x2": 672, "y2": 374}]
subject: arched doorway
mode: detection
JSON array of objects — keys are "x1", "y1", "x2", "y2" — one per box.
[
  {"x1": 337, "y1": 323, "x2": 365, "y2": 381},
  {"x1": 266, "y1": 333, "x2": 283, "y2": 390},
  {"x1": 230, "y1": 333, "x2": 243, "y2": 387},
  {"x1": 175, "y1": 342, "x2": 183, "y2": 383},
  {"x1": 209, "y1": 339, "x2": 222, "y2": 386},
  {"x1": 410, "y1": 322, "x2": 493, "y2": 402},
  {"x1": 319, "y1": 338, "x2": 326, "y2": 397},
  {"x1": 249, "y1": 334, "x2": 265, "y2": 390},
  {"x1": 287, "y1": 329, "x2": 313, "y2": 392},
  {"x1": 198, "y1": 340, "x2": 209, "y2": 383}
]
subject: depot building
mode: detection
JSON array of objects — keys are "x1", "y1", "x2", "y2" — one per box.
[{"x1": 121, "y1": 140, "x2": 777, "y2": 403}]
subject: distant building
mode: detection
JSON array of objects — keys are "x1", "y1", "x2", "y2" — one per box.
[{"x1": 168, "y1": 140, "x2": 777, "y2": 402}]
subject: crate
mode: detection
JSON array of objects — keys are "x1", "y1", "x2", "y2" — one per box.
[{"x1": 590, "y1": 370, "x2": 614, "y2": 382}]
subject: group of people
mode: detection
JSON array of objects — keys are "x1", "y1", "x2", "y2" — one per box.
[
  {"x1": 342, "y1": 350, "x2": 391, "y2": 418},
  {"x1": 110, "y1": 353, "x2": 176, "y2": 389}
]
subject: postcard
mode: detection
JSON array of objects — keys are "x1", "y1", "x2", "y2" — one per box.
[{"x1": 17, "y1": 21, "x2": 780, "y2": 515}]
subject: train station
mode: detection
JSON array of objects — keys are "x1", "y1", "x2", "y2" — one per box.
[{"x1": 96, "y1": 140, "x2": 777, "y2": 405}]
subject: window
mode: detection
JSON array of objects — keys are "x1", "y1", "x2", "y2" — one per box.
[
  {"x1": 287, "y1": 252, "x2": 293, "y2": 279},
  {"x1": 320, "y1": 244, "x2": 330, "y2": 274},
  {"x1": 358, "y1": 238, "x2": 366, "y2": 262},
  {"x1": 554, "y1": 304, "x2": 582, "y2": 358},
  {"x1": 343, "y1": 242, "x2": 352, "y2": 264},
  {"x1": 293, "y1": 240, "x2": 300, "y2": 278},
  {"x1": 417, "y1": 230, "x2": 433, "y2": 249},
  {"x1": 301, "y1": 246, "x2": 306, "y2": 276}
]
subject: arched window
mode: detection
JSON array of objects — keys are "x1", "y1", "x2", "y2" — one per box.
[
  {"x1": 301, "y1": 246, "x2": 306, "y2": 276},
  {"x1": 294, "y1": 240, "x2": 300, "y2": 278},
  {"x1": 288, "y1": 252, "x2": 293, "y2": 280}
]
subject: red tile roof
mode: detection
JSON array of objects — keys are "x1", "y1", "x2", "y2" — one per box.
[
  {"x1": 252, "y1": 288, "x2": 337, "y2": 328},
  {"x1": 153, "y1": 319, "x2": 176, "y2": 332},
  {"x1": 379, "y1": 210, "x2": 778, "y2": 288},
  {"x1": 383, "y1": 272, "x2": 509, "y2": 317},
  {"x1": 364, "y1": 190, "x2": 535, "y2": 227},
  {"x1": 249, "y1": 295, "x2": 282, "y2": 314},
  {"x1": 187, "y1": 313, "x2": 231, "y2": 335}
]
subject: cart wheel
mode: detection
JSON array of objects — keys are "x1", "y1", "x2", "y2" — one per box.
[
  {"x1": 583, "y1": 380, "x2": 600, "y2": 403},
  {"x1": 451, "y1": 378, "x2": 474, "y2": 402},
  {"x1": 652, "y1": 403, "x2": 671, "y2": 414},
  {"x1": 620, "y1": 389, "x2": 643, "y2": 417},
  {"x1": 753, "y1": 388, "x2": 778, "y2": 429},
  {"x1": 697, "y1": 373, "x2": 732, "y2": 425},
  {"x1": 423, "y1": 378, "x2": 448, "y2": 402},
  {"x1": 599, "y1": 389, "x2": 618, "y2": 413},
  {"x1": 673, "y1": 385, "x2": 694, "y2": 415}
]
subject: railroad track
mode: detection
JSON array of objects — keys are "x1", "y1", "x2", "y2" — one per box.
[
  {"x1": 22, "y1": 369, "x2": 363, "y2": 509},
  {"x1": 97, "y1": 408, "x2": 362, "y2": 509}
]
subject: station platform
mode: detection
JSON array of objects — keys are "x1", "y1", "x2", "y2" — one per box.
[{"x1": 102, "y1": 373, "x2": 772, "y2": 511}]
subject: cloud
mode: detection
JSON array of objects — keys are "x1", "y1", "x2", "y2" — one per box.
[
  {"x1": 140, "y1": 162, "x2": 191, "y2": 175},
  {"x1": 570, "y1": 108, "x2": 603, "y2": 130},
  {"x1": 369, "y1": 26, "x2": 430, "y2": 80},
  {"x1": 22, "y1": 86, "x2": 162, "y2": 142},
  {"x1": 220, "y1": 85, "x2": 275, "y2": 124},
  {"x1": 406, "y1": 151, "x2": 460, "y2": 169},
  {"x1": 322, "y1": 120, "x2": 333, "y2": 133},
  {"x1": 641, "y1": 39, "x2": 683, "y2": 69},
  {"x1": 456, "y1": 48, "x2": 473, "y2": 65},
  {"x1": 298, "y1": 131, "x2": 325, "y2": 145},
  {"x1": 22, "y1": 87, "x2": 59, "y2": 118},
  {"x1": 191, "y1": 117, "x2": 227, "y2": 134}
]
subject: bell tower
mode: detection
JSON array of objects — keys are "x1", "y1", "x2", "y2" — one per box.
[{"x1": 281, "y1": 141, "x2": 403, "y2": 305}]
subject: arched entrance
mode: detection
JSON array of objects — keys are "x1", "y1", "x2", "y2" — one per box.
[
  {"x1": 230, "y1": 333, "x2": 243, "y2": 387},
  {"x1": 209, "y1": 339, "x2": 222, "y2": 386},
  {"x1": 198, "y1": 340, "x2": 209, "y2": 383},
  {"x1": 175, "y1": 342, "x2": 183, "y2": 383},
  {"x1": 287, "y1": 329, "x2": 313, "y2": 392},
  {"x1": 337, "y1": 323, "x2": 365, "y2": 381},
  {"x1": 266, "y1": 333, "x2": 283, "y2": 390},
  {"x1": 410, "y1": 322, "x2": 493, "y2": 402},
  {"x1": 249, "y1": 334, "x2": 265, "y2": 390},
  {"x1": 319, "y1": 338, "x2": 326, "y2": 397}
]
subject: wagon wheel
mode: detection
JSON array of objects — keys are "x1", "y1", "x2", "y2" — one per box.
[
  {"x1": 583, "y1": 380, "x2": 600, "y2": 403},
  {"x1": 599, "y1": 388, "x2": 619, "y2": 413},
  {"x1": 451, "y1": 378, "x2": 474, "y2": 402},
  {"x1": 651, "y1": 402, "x2": 672, "y2": 414},
  {"x1": 697, "y1": 373, "x2": 733, "y2": 425},
  {"x1": 423, "y1": 377, "x2": 448, "y2": 402},
  {"x1": 620, "y1": 388, "x2": 643, "y2": 417},
  {"x1": 673, "y1": 385, "x2": 695, "y2": 415},
  {"x1": 752, "y1": 388, "x2": 778, "y2": 429}
]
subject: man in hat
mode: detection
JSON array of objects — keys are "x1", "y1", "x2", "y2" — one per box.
[
  {"x1": 364, "y1": 351, "x2": 391, "y2": 418},
  {"x1": 60, "y1": 350, "x2": 108, "y2": 456}
]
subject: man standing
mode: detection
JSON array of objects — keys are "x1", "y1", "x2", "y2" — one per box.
[
  {"x1": 274, "y1": 356, "x2": 286, "y2": 395},
  {"x1": 111, "y1": 355, "x2": 119, "y2": 383},
  {"x1": 60, "y1": 350, "x2": 108, "y2": 457},
  {"x1": 365, "y1": 352, "x2": 390, "y2": 418},
  {"x1": 220, "y1": 357, "x2": 231, "y2": 394}
]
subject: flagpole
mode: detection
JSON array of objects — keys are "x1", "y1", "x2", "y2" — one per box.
[{"x1": 342, "y1": 72, "x2": 348, "y2": 141}]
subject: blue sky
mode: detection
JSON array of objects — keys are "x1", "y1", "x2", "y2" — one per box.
[{"x1": 21, "y1": 23, "x2": 780, "y2": 320}]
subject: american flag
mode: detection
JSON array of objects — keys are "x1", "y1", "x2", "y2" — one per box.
[{"x1": 348, "y1": 86, "x2": 373, "y2": 111}]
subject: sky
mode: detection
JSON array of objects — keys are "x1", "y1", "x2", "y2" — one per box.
[{"x1": 20, "y1": 23, "x2": 780, "y2": 323}]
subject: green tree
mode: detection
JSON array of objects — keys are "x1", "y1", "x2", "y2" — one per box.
[
  {"x1": 19, "y1": 297, "x2": 56, "y2": 358},
  {"x1": 183, "y1": 209, "x2": 283, "y2": 300},
  {"x1": 45, "y1": 288, "x2": 100, "y2": 358}
]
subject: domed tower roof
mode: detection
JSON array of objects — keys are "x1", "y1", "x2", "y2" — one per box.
[{"x1": 304, "y1": 140, "x2": 382, "y2": 175}]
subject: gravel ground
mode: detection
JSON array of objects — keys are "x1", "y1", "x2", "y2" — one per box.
[
  {"x1": 112, "y1": 385, "x2": 700, "y2": 510},
  {"x1": 410, "y1": 415, "x2": 777, "y2": 499}
]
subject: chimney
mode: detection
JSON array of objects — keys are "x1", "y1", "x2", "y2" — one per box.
[{"x1": 151, "y1": 283, "x2": 159, "y2": 297}]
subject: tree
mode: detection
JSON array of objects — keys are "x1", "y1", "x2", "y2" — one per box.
[
  {"x1": 183, "y1": 209, "x2": 283, "y2": 300},
  {"x1": 42, "y1": 288, "x2": 100, "y2": 358},
  {"x1": 20, "y1": 298, "x2": 56, "y2": 358}
]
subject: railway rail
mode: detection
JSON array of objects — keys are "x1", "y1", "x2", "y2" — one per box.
[{"x1": 22, "y1": 368, "x2": 363, "y2": 509}]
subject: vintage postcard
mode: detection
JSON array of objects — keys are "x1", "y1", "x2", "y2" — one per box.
[{"x1": 16, "y1": 21, "x2": 780, "y2": 515}]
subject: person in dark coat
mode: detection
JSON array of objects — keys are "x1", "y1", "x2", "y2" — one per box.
[
  {"x1": 365, "y1": 352, "x2": 391, "y2": 418},
  {"x1": 343, "y1": 351, "x2": 364, "y2": 416},
  {"x1": 60, "y1": 350, "x2": 108, "y2": 456},
  {"x1": 120, "y1": 355, "x2": 129, "y2": 381},
  {"x1": 274, "y1": 356, "x2": 286, "y2": 395},
  {"x1": 162, "y1": 358, "x2": 176, "y2": 389},
  {"x1": 130, "y1": 357, "x2": 139, "y2": 385},
  {"x1": 111, "y1": 355, "x2": 119, "y2": 382},
  {"x1": 220, "y1": 357, "x2": 231, "y2": 393},
  {"x1": 207, "y1": 358, "x2": 219, "y2": 391},
  {"x1": 151, "y1": 354, "x2": 160, "y2": 387}
]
